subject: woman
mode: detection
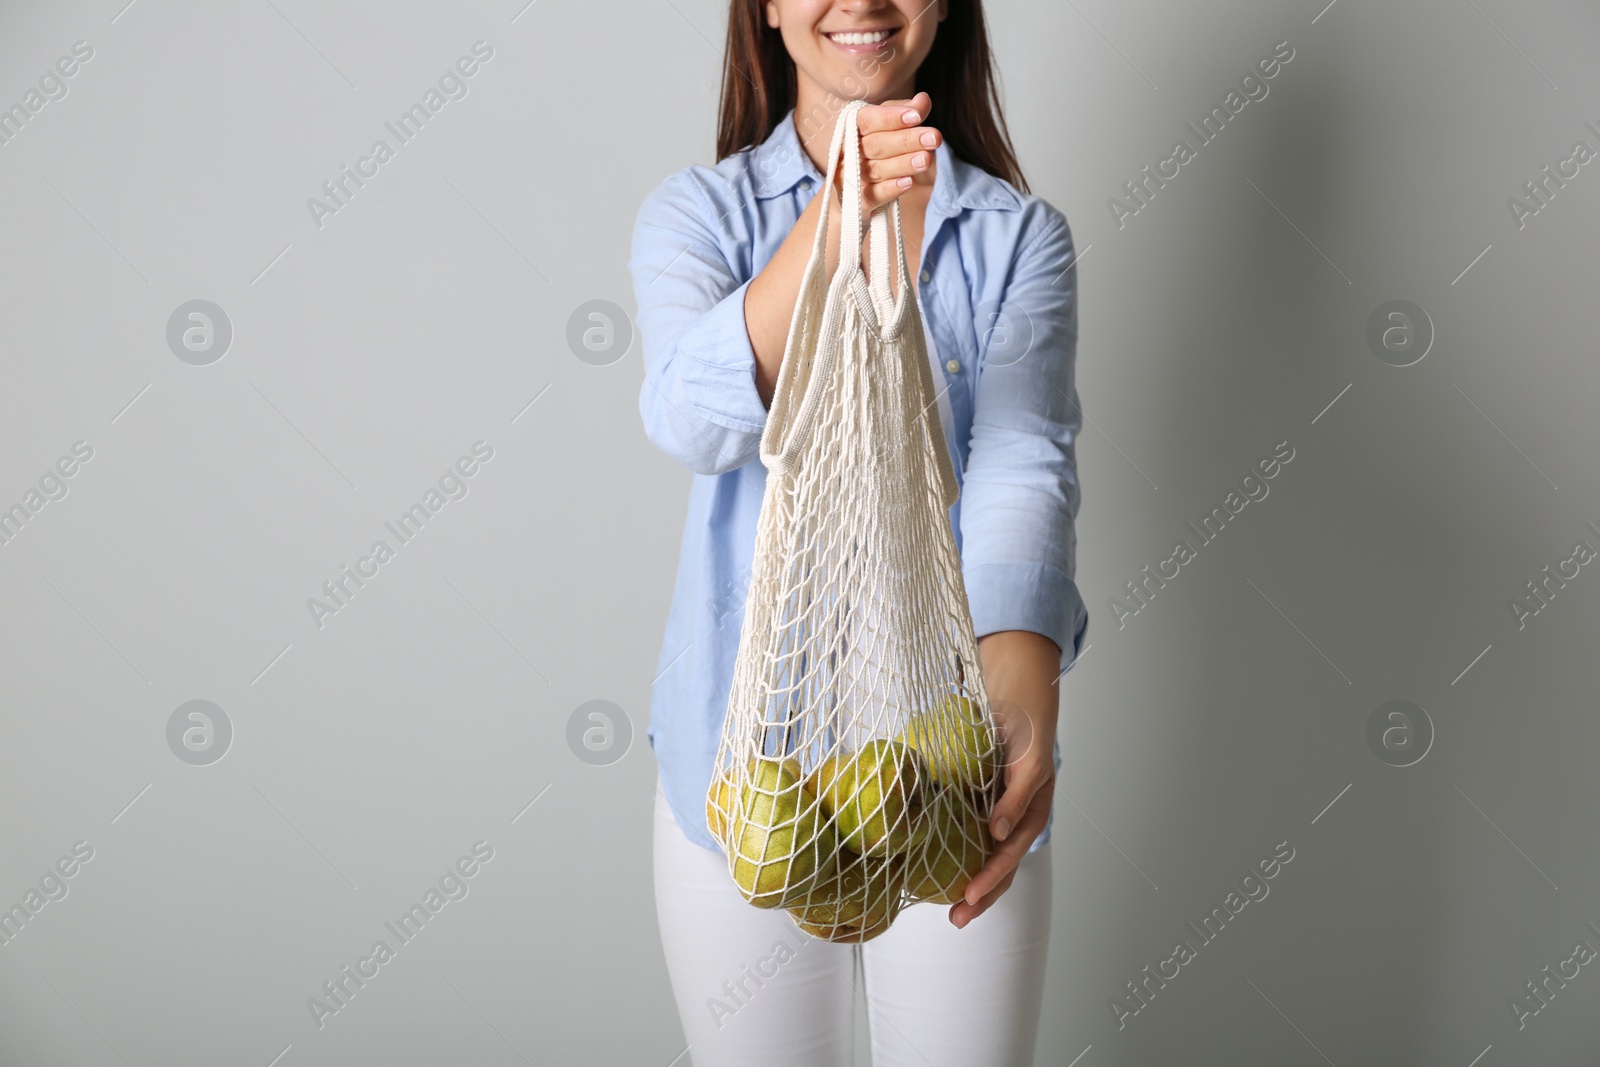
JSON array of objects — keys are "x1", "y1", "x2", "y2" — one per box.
[{"x1": 628, "y1": 2, "x2": 1088, "y2": 1063}]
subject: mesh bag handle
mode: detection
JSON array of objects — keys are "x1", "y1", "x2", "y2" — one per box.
[{"x1": 760, "y1": 100, "x2": 960, "y2": 511}]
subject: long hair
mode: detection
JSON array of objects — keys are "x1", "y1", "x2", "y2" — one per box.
[{"x1": 714, "y1": 0, "x2": 1030, "y2": 194}]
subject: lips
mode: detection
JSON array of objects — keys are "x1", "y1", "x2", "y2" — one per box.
[{"x1": 823, "y1": 27, "x2": 900, "y2": 53}]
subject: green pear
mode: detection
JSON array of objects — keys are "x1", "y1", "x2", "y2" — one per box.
[
  {"x1": 708, "y1": 756, "x2": 809, "y2": 843},
  {"x1": 900, "y1": 695, "x2": 997, "y2": 792},
  {"x1": 791, "y1": 900, "x2": 898, "y2": 943},
  {"x1": 787, "y1": 854, "x2": 905, "y2": 943},
  {"x1": 812, "y1": 739, "x2": 929, "y2": 858},
  {"x1": 705, "y1": 767, "x2": 738, "y2": 843},
  {"x1": 905, "y1": 790, "x2": 992, "y2": 905},
  {"x1": 725, "y1": 756, "x2": 836, "y2": 908}
]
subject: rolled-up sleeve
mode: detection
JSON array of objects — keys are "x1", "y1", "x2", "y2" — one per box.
[
  {"x1": 629, "y1": 173, "x2": 769, "y2": 476},
  {"x1": 960, "y1": 208, "x2": 1090, "y2": 677}
]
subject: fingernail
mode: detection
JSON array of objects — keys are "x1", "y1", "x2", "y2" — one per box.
[
  {"x1": 920, "y1": 131, "x2": 937, "y2": 147},
  {"x1": 912, "y1": 152, "x2": 927, "y2": 169},
  {"x1": 897, "y1": 176, "x2": 912, "y2": 188},
  {"x1": 994, "y1": 816, "x2": 1011, "y2": 840},
  {"x1": 902, "y1": 109, "x2": 920, "y2": 125}
]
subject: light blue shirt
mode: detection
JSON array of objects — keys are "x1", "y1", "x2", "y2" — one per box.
[{"x1": 630, "y1": 107, "x2": 1088, "y2": 855}]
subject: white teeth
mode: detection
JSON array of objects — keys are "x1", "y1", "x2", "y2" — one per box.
[{"x1": 828, "y1": 30, "x2": 893, "y2": 44}]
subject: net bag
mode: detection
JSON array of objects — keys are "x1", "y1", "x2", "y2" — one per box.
[{"x1": 707, "y1": 100, "x2": 1000, "y2": 943}]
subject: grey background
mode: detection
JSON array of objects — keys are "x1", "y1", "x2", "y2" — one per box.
[{"x1": 0, "y1": 0, "x2": 1597, "y2": 1064}]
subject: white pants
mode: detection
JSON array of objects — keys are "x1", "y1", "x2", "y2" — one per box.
[{"x1": 651, "y1": 776, "x2": 1053, "y2": 1067}]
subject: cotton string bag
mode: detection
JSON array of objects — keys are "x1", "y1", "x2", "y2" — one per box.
[{"x1": 706, "y1": 99, "x2": 1001, "y2": 943}]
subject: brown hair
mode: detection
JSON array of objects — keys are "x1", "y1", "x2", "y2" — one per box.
[{"x1": 714, "y1": 0, "x2": 1031, "y2": 194}]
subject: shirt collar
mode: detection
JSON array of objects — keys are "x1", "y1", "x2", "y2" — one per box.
[{"x1": 749, "y1": 106, "x2": 1022, "y2": 215}]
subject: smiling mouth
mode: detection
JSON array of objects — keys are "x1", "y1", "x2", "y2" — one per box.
[{"x1": 823, "y1": 27, "x2": 900, "y2": 52}]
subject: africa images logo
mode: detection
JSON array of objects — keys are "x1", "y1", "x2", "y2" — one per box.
[
  {"x1": 1107, "y1": 40, "x2": 1296, "y2": 230},
  {"x1": 0, "y1": 39, "x2": 94, "y2": 148},
  {"x1": 306, "y1": 841, "x2": 494, "y2": 1030},
  {"x1": 1111, "y1": 840, "x2": 1296, "y2": 1029},
  {"x1": 1107, "y1": 441, "x2": 1296, "y2": 629},
  {"x1": 306, "y1": 441, "x2": 494, "y2": 629},
  {"x1": 305, "y1": 40, "x2": 495, "y2": 229},
  {"x1": 0, "y1": 842, "x2": 95, "y2": 949}
]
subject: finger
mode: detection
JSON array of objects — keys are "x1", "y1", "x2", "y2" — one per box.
[
  {"x1": 858, "y1": 91, "x2": 930, "y2": 136},
  {"x1": 861, "y1": 124, "x2": 941, "y2": 165},
  {"x1": 949, "y1": 868, "x2": 1016, "y2": 929},
  {"x1": 989, "y1": 764, "x2": 1048, "y2": 842},
  {"x1": 860, "y1": 173, "x2": 926, "y2": 212},
  {"x1": 964, "y1": 834, "x2": 1023, "y2": 907},
  {"x1": 964, "y1": 803, "x2": 1042, "y2": 904},
  {"x1": 859, "y1": 146, "x2": 935, "y2": 188},
  {"x1": 831, "y1": 135, "x2": 933, "y2": 193},
  {"x1": 858, "y1": 96, "x2": 939, "y2": 170},
  {"x1": 964, "y1": 782, "x2": 1051, "y2": 902}
]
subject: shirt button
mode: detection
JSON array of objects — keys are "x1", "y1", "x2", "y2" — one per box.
[
  {"x1": 945, "y1": 359, "x2": 961, "y2": 374},
  {"x1": 919, "y1": 269, "x2": 931, "y2": 284}
]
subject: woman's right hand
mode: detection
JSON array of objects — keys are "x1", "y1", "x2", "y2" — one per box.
[
  {"x1": 748, "y1": 93, "x2": 941, "y2": 407},
  {"x1": 832, "y1": 91, "x2": 941, "y2": 212}
]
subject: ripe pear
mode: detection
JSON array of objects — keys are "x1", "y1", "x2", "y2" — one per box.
[
  {"x1": 707, "y1": 756, "x2": 802, "y2": 843},
  {"x1": 705, "y1": 769, "x2": 737, "y2": 843},
  {"x1": 791, "y1": 900, "x2": 898, "y2": 943},
  {"x1": 812, "y1": 738, "x2": 929, "y2": 858},
  {"x1": 724, "y1": 755, "x2": 837, "y2": 908},
  {"x1": 905, "y1": 790, "x2": 992, "y2": 905},
  {"x1": 787, "y1": 855, "x2": 904, "y2": 943},
  {"x1": 900, "y1": 695, "x2": 997, "y2": 792}
]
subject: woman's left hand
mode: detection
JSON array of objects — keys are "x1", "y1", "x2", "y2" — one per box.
[{"x1": 949, "y1": 629, "x2": 1062, "y2": 929}]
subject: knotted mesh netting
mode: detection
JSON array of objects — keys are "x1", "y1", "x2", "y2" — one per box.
[{"x1": 708, "y1": 100, "x2": 1000, "y2": 943}]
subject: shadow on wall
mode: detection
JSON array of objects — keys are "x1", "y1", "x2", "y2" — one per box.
[{"x1": 1083, "y1": 53, "x2": 1461, "y2": 1062}]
